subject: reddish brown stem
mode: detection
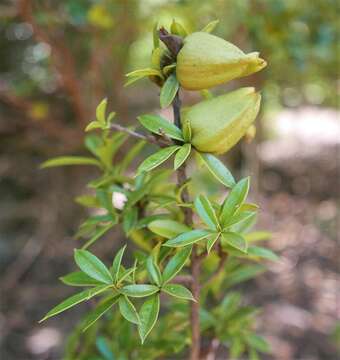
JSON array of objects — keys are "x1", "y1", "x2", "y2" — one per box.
[{"x1": 172, "y1": 92, "x2": 201, "y2": 359}]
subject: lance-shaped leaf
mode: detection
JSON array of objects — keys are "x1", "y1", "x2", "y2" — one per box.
[
  {"x1": 120, "y1": 284, "x2": 159, "y2": 298},
  {"x1": 220, "y1": 177, "x2": 250, "y2": 227},
  {"x1": 82, "y1": 223, "x2": 115, "y2": 250},
  {"x1": 163, "y1": 229, "x2": 211, "y2": 247},
  {"x1": 160, "y1": 74, "x2": 180, "y2": 109},
  {"x1": 118, "y1": 295, "x2": 140, "y2": 324},
  {"x1": 206, "y1": 232, "x2": 220, "y2": 254},
  {"x1": 247, "y1": 246, "x2": 279, "y2": 261},
  {"x1": 162, "y1": 284, "x2": 195, "y2": 301},
  {"x1": 137, "y1": 146, "x2": 180, "y2": 174},
  {"x1": 224, "y1": 210, "x2": 255, "y2": 229},
  {"x1": 138, "y1": 294, "x2": 160, "y2": 343},
  {"x1": 41, "y1": 156, "x2": 101, "y2": 169},
  {"x1": 110, "y1": 245, "x2": 127, "y2": 283},
  {"x1": 199, "y1": 153, "x2": 235, "y2": 188},
  {"x1": 221, "y1": 232, "x2": 248, "y2": 253},
  {"x1": 174, "y1": 143, "x2": 191, "y2": 170},
  {"x1": 60, "y1": 271, "x2": 103, "y2": 287},
  {"x1": 96, "y1": 98, "x2": 107, "y2": 124},
  {"x1": 138, "y1": 114, "x2": 184, "y2": 141},
  {"x1": 162, "y1": 246, "x2": 192, "y2": 283},
  {"x1": 146, "y1": 256, "x2": 162, "y2": 286},
  {"x1": 40, "y1": 285, "x2": 111, "y2": 322},
  {"x1": 194, "y1": 195, "x2": 219, "y2": 230},
  {"x1": 170, "y1": 19, "x2": 188, "y2": 37},
  {"x1": 201, "y1": 19, "x2": 219, "y2": 33},
  {"x1": 82, "y1": 295, "x2": 119, "y2": 331},
  {"x1": 74, "y1": 249, "x2": 113, "y2": 284},
  {"x1": 148, "y1": 219, "x2": 190, "y2": 239}
]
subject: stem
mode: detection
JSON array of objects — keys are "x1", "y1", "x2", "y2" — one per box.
[
  {"x1": 172, "y1": 92, "x2": 201, "y2": 359},
  {"x1": 110, "y1": 123, "x2": 171, "y2": 147}
]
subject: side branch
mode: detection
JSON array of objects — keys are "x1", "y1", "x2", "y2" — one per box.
[{"x1": 110, "y1": 123, "x2": 171, "y2": 147}]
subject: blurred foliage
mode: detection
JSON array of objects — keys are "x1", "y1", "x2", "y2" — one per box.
[{"x1": 0, "y1": 0, "x2": 338, "y2": 147}]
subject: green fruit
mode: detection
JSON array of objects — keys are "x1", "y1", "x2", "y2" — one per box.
[
  {"x1": 176, "y1": 32, "x2": 266, "y2": 90},
  {"x1": 182, "y1": 87, "x2": 261, "y2": 154}
]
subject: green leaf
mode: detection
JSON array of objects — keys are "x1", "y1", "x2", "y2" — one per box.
[
  {"x1": 182, "y1": 119, "x2": 192, "y2": 142},
  {"x1": 74, "y1": 249, "x2": 113, "y2": 284},
  {"x1": 174, "y1": 144, "x2": 191, "y2": 170},
  {"x1": 96, "y1": 337, "x2": 114, "y2": 360},
  {"x1": 110, "y1": 245, "x2": 127, "y2": 283},
  {"x1": 85, "y1": 121, "x2": 104, "y2": 132},
  {"x1": 138, "y1": 294, "x2": 160, "y2": 343},
  {"x1": 96, "y1": 98, "x2": 107, "y2": 124},
  {"x1": 59, "y1": 271, "x2": 103, "y2": 287},
  {"x1": 40, "y1": 156, "x2": 101, "y2": 169},
  {"x1": 225, "y1": 265, "x2": 265, "y2": 287},
  {"x1": 170, "y1": 19, "x2": 188, "y2": 37},
  {"x1": 118, "y1": 140, "x2": 146, "y2": 173},
  {"x1": 163, "y1": 229, "x2": 211, "y2": 247},
  {"x1": 126, "y1": 68, "x2": 162, "y2": 78},
  {"x1": 40, "y1": 285, "x2": 111, "y2": 322},
  {"x1": 82, "y1": 295, "x2": 119, "y2": 331},
  {"x1": 138, "y1": 114, "x2": 184, "y2": 141},
  {"x1": 162, "y1": 246, "x2": 192, "y2": 283},
  {"x1": 120, "y1": 284, "x2": 159, "y2": 298},
  {"x1": 201, "y1": 19, "x2": 219, "y2": 33},
  {"x1": 160, "y1": 74, "x2": 179, "y2": 109},
  {"x1": 123, "y1": 207, "x2": 138, "y2": 235},
  {"x1": 244, "y1": 231, "x2": 272, "y2": 242},
  {"x1": 118, "y1": 295, "x2": 140, "y2": 325},
  {"x1": 148, "y1": 219, "x2": 190, "y2": 239},
  {"x1": 82, "y1": 223, "x2": 115, "y2": 250},
  {"x1": 246, "y1": 334, "x2": 271, "y2": 353},
  {"x1": 146, "y1": 256, "x2": 162, "y2": 286},
  {"x1": 247, "y1": 246, "x2": 279, "y2": 261},
  {"x1": 162, "y1": 284, "x2": 195, "y2": 301},
  {"x1": 220, "y1": 177, "x2": 250, "y2": 227},
  {"x1": 221, "y1": 232, "x2": 247, "y2": 253},
  {"x1": 153, "y1": 22, "x2": 159, "y2": 48},
  {"x1": 206, "y1": 232, "x2": 220, "y2": 254},
  {"x1": 137, "y1": 146, "x2": 180, "y2": 174},
  {"x1": 225, "y1": 211, "x2": 255, "y2": 228},
  {"x1": 194, "y1": 195, "x2": 219, "y2": 230},
  {"x1": 199, "y1": 153, "x2": 235, "y2": 188}
]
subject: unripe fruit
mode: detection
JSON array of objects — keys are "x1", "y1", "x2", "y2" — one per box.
[
  {"x1": 182, "y1": 87, "x2": 261, "y2": 154},
  {"x1": 176, "y1": 32, "x2": 266, "y2": 90}
]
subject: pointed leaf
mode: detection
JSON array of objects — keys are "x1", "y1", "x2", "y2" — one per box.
[
  {"x1": 206, "y1": 233, "x2": 220, "y2": 254},
  {"x1": 41, "y1": 156, "x2": 101, "y2": 169},
  {"x1": 148, "y1": 219, "x2": 190, "y2": 239},
  {"x1": 60, "y1": 271, "x2": 103, "y2": 287},
  {"x1": 96, "y1": 98, "x2": 107, "y2": 124},
  {"x1": 225, "y1": 211, "x2": 255, "y2": 228},
  {"x1": 163, "y1": 229, "x2": 211, "y2": 247},
  {"x1": 138, "y1": 294, "x2": 160, "y2": 343},
  {"x1": 138, "y1": 114, "x2": 184, "y2": 141},
  {"x1": 118, "y1": 295, "x2": 140, "y2": 324},
  {"x1": 137, "y1": 146, "x2": 180, "y2": 174},
  {"x1": 201, "y1": 19, "x2": 219, "y2": 33},
  {"x1": 146, "y1": 256, "x2": 162, "y2": 286},
  {"x1": 74, "y1": 249, "x2": 113, "y2": 284},
  {"x1": 160, "y1": 74, "x2": 179, "y2": 109},
  {"x1": 244, "y1": 231, "x2": 272, "y2": 242},
  {"x1": 162, "y1": 284, "x2": 195, "y2": 301},
  {"x1": 247, "y1": 246, "x2": 279, "y2": 261},
  {"x1": 120, "y1": 284, "x2": 159, "y2": 298},
  {"x1": 199, "y1": 153, "x2": 235, "y2": 188},
  {"x1": 220, "y1": 177, "x2": 250, "y2": 227},
  {"x1": 162, "y1": 246, "x2": 192, "y2": 283},
  {"x1": 126, "y1": 68, "x2": 162, "y2": 78},
  {"x1": 221, "y1": 232, "x2": 247, "y2": 253},
  {"x1": 194, "y1": 195, "x2": 219, "y2": 230},
  {"x1": 82, "y1": 223, "x2": 115, "y2": 250},
  {"x1": 40, "y1": 285, "x2": 111, "y2": 322},
  {"x1": 170, "y1": 19, "x2": 188, "y2": 37},
  {"x1": 110, "y1": 245, "x2": 127, "y2": 283},
  {"x1": 82, "y1": 295, "x2": 119, "y2": 331},
  {"x1": 174, "y1": 144, "x2": 191, "y2": 170}
]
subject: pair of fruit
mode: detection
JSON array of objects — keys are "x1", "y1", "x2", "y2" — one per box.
[{"x1": 171, "y1": 31, "x2": 266, "y2": 155}]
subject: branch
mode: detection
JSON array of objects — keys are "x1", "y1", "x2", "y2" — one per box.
[
  {"x1": 172, "y1": 92, "x2": 201, "y2": 360},
  {"x1": 110, "y1": 123, "x2": 172, "y2": 147},
  {"x1": 205, "y1": 247, "x2": 228, "y2": 287}
]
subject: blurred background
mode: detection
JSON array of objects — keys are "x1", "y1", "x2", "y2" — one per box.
[{"x1": 0, "y1": 0, "x2": 339, "y2": 359}]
